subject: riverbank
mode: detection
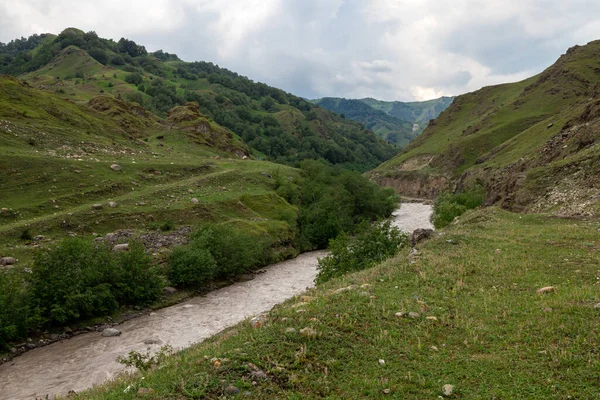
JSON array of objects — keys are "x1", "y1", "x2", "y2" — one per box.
[
  {"x1": 78, "y1": 208, "x2": 600, "y2": 399},
  {"x1": 0, "y1": 204, "x2": 433, "y2": 400}
]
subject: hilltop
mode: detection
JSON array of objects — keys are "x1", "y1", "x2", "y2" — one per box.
[
  {"x1": 0, "y1": 28, "x2": 397, "y2": 172},
  {"x1": 373, "y1": 41, "x2": 600, "y2": 216},
  {"x1": 312, "y1": 96, "x2": 453, "y2": 147}
]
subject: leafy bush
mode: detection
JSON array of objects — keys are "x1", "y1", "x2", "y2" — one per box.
[
  {"x1": 168, "y1": 246, "x2": 216, "y2": 288},
  {"x1": 430, "y1": 186, "x2": 485, "y2": 229},
  {"x1": 191, "y1": 225, "x2": 266, "y2": 279},
  {"x1": 30, "y1": 239, "x2": 162, "y2": 325},
  {"x1": 297, "y1": 161, "x2": 398, "y2": 249},
  {"x1": 0, "y1": 270, "x2": 41, "y2": 349},
  {"x1": 113, "y1": 242, "x2": 163, "y2": 306},
  {"x1": 316, "y1": 220, "x2": 408, "y2": 283}
]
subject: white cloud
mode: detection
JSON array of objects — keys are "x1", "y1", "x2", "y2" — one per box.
[{"x1": 1, "y1": 0, "x2": 600, "y2": 101}]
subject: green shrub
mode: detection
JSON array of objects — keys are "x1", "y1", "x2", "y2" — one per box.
[
  {"x1": 168, "y1": 246, "x2": 216, "y2": 288},
  {"x1": 191, "y1": 225, "x2": 266, "y2": 279},
  {"x1": 30, "y1": 239, "x2": 119, "y2": 324},
  {"x1": 431, "y1": 186, "x2": 485, "y2": 229},
  {"x1": 0, "y1": 270, "x2": 41, "y2": 349},
  {"x1": 316, "y1": 220, "x2": 408, "y2": 284},
  {"x1": 113, "y1": 242, "x2": 163, "y2": 306},
  {"x1": 297, "y1": 160, "x2": 398, "y2": 249},
  {"x1": 30, "y1": 238, "x2": 163, "y2": 325}
]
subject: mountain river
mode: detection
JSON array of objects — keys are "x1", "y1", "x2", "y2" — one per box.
[{"x1": 0, "y1": 203, "x2": 432, "y2": 399}]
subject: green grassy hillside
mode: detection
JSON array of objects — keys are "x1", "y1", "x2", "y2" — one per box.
[
  {"x1": 373, "y1": 41, "x2": 600, "y2": 216},
  {"x1": 1, "y1": 28, "x2": 397, "y2": 171},
  {"x1": 78, "y1": 207, "x2": 600, "y2": 399},
  {"x1": 0, "y1": 74, "x2": 294, "y2": 266}
]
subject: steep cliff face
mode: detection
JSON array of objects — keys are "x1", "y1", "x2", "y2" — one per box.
[{"x1": 372, "y1": 41, "x2": 600, "y2": 216}]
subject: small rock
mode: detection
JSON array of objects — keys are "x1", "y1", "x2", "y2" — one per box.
[
  {"x1": 495, "y1": 249, "x2": 501, "y2": 254},
  {"x1": 142, "y1": 338, "x2": 163, "y2": 345},
  {"x1": 285, "y1": 327, "x2": 297, "y2": 333},
  {"x1": 594, "y1": 303, "x2": 600, "y2": 309},
  {"x1": 188, "y1": 189, "x2": 193, "y2": 193},
  {"x1": 537, "y1": 286, "x2": 556, "y2": 294},
  {"x1": 442, "y1": 384, "x2": 454, "y2": 396},
  {"x1": 91, "y1": 203, "x2": 103, "y2": 210},
  {"x1": 394, "y1": 312, "x2": 405, "y2": 318},
  {"x1": 33, "y1": 235, "x2": 46, "y2": 241},
  {"x1": 251, "y1": 370, "x2": 267, "y2": 381},
  {"x1": 378, "y1": 359, "x2": 385, "y2": 365},
  {"x1": 136, "y1": 387, "x2": 154, "y2": 397},
  {"x1": 547, "y1": 123, "x2": 554, "y2": 129},
  {"x1": 408, "y1": 312, "x2": 420, "y2": 319},
  {"x1": 261, "y1": 172, "x2": 272, "y2": 179},
  {"x1": 382, "y1": 388, "x2": 391, "y2": 394},
  {"x1": 191, "y1": 198, "x2": 199, "y2": 204},
  {"x1": 299, "y1": 327, "x2": 317, "y2": 338},
  {"x1": 163, "y1": 286, "x2": 177, "y2": 295},
  {"x1": 110, "y1": 164, "x2": 122, "y2": 171},
  {"x1": 333, "y1": 285, "x2": 358, "y2": 294},
  {"x1": 250, "y1": 314, "x2": 268, "y2": 329},
  {"x1": 426, "y1": 316, "x2": 438, "y2": 321},
  {"x1": 410, "y1": 228, "x2": 434, "y2": 247},
  {"x1": 430, "y1": 345, "x2": 439, "y2": 351},
  {"x1": 101, "y1": 328, "x2": 121, "y2": 337},
  {"x1": 224, "y1": 385, "x2": 240, "y2": 396},
  {"x1": 113, "y1": 243, "x2": 129, "y2": 252},
  {"x1": 108, "y1": 201, "x2": 117, "y2": 208},
  {"x1": 0, "y1": 257, "x2": 16, "y2": 266}
]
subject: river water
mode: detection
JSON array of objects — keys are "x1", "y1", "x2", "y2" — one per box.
[{"x1": 0, "y1": 203, "x2": 432, "y2": 400}]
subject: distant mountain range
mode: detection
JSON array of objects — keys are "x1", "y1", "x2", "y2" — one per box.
[{"x1": 311, "y1": 96, "x2": 454, "y2": 147}]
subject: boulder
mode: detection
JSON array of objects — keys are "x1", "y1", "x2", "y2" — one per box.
[
  {"x1": 101, "y1": 328, "x2": 121, "y2": 337},
  {"x1": 0, "y1": 257, "x2": 17, "y2": 266},
  {"x1": 110, "y1": 164, "x2": 122, "y2": 171},
  {"x1": 410, "y1": 228, "x2": 434, "y2": 247},
  {"x1": 113, "y1": 243, "x2": 129, "y2": 252}
]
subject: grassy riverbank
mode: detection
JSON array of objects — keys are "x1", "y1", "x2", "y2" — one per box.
[{"x1": 78, "y1": 208, "x2": 600, "y2": 399}]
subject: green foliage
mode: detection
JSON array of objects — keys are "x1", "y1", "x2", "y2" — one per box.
[
  {"x1": 0, "y1": 270, "x2": 41, "y2": 349},
  {"x1": 125, "y1": 72, "x2": 143, "y2": 85},
  {"x1": 191, "y1": 225, "x2": 267, "y2": 279},
  {"x1": 113, "y1": 242, "x2": 163, "y2": 306},
  {"x1": 117, "y1": 344, "x2": 173, "y2": 372},
  {"x1": 168, "y1": 246, "x2": 217, "y2": 288},
  {"x1": 316, "y1": 220, "x2": 408, "y2": 283},
  {"x1": 430, "y1": 186, "x2": 485, "y2": 228},
  {"x1": 298, "y1": 161, "x2": 398, "y2": 249},
  {"x1": 30, "y1": 239, "x2": 162, "y2": 325}
]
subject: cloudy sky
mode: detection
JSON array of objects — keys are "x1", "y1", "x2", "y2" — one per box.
[{"x1": 1, "y1": 0, "x2": 600, "y2": 101}]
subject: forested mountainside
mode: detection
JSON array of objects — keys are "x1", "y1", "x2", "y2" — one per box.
[
  {"x1": 0, "y1": 28, "x2": 396, "y2": 171},
  {"x1": 373, "y1": 40, "x2": 600, "y2": 217},
  {"x1": 312, "y1": 96, "x2": 453, "y2": 147}
]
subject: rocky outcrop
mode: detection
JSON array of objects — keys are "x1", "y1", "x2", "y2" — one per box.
[{"x1": 376, "y1": 174, "x2": 450, "y2": 199}]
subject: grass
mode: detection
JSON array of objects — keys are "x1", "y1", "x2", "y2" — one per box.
[{"x1": 76, "y1": 208, "x2": 600, "y2": 399}]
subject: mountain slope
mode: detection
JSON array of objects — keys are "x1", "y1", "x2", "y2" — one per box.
[
  {"x1": 312, "y1": 96, "x2": 453, "y2": 147},
  {"x1": 372, "y1": 41, "x2": 600, "y2": 216},
  {"x1": 312, "y1": 97, "x2": 414, "y2": 147},
  {"x1": 0, "y1": 28, "x2": 397, "y2": 171}
]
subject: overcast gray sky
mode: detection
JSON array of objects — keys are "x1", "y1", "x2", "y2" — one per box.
[{"x1": 1, "y1": 0, "x2": 600, "y2": 101}]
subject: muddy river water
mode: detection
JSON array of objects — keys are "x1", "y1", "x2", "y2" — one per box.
[{"x1": 0, "y1": 203, "x2": 432, "y2": 399}]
